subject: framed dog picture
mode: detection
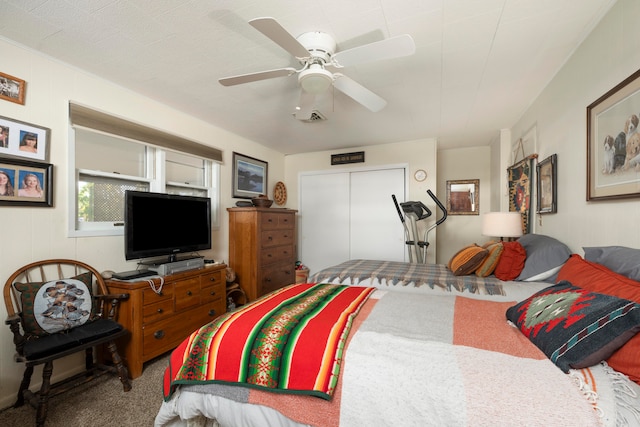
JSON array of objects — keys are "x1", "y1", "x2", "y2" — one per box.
[{"x1": 587, "y1": 68, "x2": 640, "y2": 201}]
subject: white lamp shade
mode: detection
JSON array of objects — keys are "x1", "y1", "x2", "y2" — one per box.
[{"x1": 482, "y1": 212, "x2": 523, "y2": 238}]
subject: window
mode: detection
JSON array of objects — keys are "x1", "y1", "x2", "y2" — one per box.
[{"x1": 69, "y1": 105, "x2": 221, "y2": 237}]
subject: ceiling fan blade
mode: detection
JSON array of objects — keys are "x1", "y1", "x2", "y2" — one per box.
[
  {"x1": 219, "y1": 67, "x2": 297, "y2": 86},
  {"x1": 249, "y1": 17, "x2": 310, "y2": 58},
  {"x1": 332, "y1": 34, "x2": 416, "y2": 68},
  {"x1": 295, "y1": 90, "x2": 315, "y2": 120},
  {"x1": 333, "y1": 75, "x2": 387, "y2": 112}
]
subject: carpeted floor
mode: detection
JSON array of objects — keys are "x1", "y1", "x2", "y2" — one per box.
[{"x1": 0, "y1": 354, "x2": 169, "y2": 427}]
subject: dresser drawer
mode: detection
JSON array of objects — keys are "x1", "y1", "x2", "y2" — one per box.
[
  {"x1": 260, "y1": 264, "x2": 295, "y2": 295},
  {"x1": 260, "y1": 229, "x2": 295, "y2": 248},
  {"x1": 142, "y1": 305, "x2": 217, "y2": 359},
  {"x1": 201, "y1": 282, "x2": 225, "y2": 304},
  {"x1": 143, "y1": 298, "x2": 174, "y2": 323},
  {"x1": 200, "y1": 270, "x2": 223, "y2": 288},
  {"x1": 143, "y1": 283, "x2": 174, "y2": 304},
  {"x1": 261, "y1": 212, "x2": 294, "y2": 230},
  {"x1": 260, "y1": 244, "x2": 295, "y2": 266},
  {"x1": 174, "y1": 277, "x2": 201, "y2": 311}
]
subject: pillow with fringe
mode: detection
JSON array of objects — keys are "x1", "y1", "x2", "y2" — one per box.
[{"x1": 476, "y1": 242, "x2": 504, "y2": 277}]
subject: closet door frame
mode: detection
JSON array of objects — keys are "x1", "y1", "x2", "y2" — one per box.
[{"x1": 298, "y1": 163, "x2": 408, "y2": 274}]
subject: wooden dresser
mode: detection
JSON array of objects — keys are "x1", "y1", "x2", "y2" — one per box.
[
  {"x1": 227, "y1": 207, "x2": 297, "y2": 301},
  {"x1": 106, "y1": 264, "x2": 226, "y2": 378}
]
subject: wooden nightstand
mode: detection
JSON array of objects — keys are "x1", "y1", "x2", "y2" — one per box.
[{"x1": 106, "y1": 264, "x2": 226, "y2": 378}]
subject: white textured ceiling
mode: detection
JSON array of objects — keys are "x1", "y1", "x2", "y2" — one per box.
[{"x1": 0, "y1": 0, "x2": 617, "y2": 154}]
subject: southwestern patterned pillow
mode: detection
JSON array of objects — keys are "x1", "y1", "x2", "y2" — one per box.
[
  {"x1": 447, "y1": 244, "x2": 488, "y2": 276},
  {"x1": 506, "y1": 281, "x2": 640, "y2": 373},
  {"x1": 15, "y1": 272, "x2": 94, "y2": 337}
]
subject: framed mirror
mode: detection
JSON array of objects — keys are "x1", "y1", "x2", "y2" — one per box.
[{"x1": 446, "y1": 179, "x2": 479, "y2": 215}]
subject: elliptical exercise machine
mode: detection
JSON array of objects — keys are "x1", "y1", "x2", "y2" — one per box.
[{"x1": 392, "y1": 189, "x2": 447, "y2": 263}]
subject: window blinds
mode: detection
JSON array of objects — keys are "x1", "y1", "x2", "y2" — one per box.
[{"x1": 69, "y1": 103, "x2": 222, "y2": 162}]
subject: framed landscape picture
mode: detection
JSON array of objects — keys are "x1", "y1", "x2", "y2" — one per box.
[{"x1": 232, "y1": 152, "x2": 267, "y2": 199}]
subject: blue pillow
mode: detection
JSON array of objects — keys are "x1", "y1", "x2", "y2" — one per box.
[
  {"x1": 583, "y1": 246, "x2": 640, "y2": 282},
  {"x1": 506, "y1": 281, "x2": 640, "y2": 372},
  {"x1": 516, "y1": 234, "x2": 571, "y2": 282}
]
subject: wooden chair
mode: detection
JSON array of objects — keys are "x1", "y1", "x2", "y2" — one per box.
[{"x1": 3, "y1": 259, "x2": 132, "y2": 426}]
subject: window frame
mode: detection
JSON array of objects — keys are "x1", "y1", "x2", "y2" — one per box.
[{"x1": 68, "y1": 125, "x2": 220, "y2": 237}]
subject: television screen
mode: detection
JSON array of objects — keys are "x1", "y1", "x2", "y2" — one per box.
[{"x1": 124, "y1": 190, "x2": 211, "y2": 262}]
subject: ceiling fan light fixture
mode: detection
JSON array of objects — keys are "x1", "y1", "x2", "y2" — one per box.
[{"x1": 299, "y1": 66, "x2": 333, "y2": 94}]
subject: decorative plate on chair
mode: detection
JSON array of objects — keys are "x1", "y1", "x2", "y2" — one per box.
[{"x1": 274, "y1": 181, "x2": 287, "y2": 205}]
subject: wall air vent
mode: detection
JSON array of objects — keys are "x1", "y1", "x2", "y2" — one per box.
[{"x1": 293, "y1": 110, "x2": 326, "y2": 123}]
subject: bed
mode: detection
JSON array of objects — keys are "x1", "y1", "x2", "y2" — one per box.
[{"x1": 155, "y1": 237, "x2": 640, "y2": 427}]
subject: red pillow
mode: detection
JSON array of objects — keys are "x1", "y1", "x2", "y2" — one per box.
[
  {"x1": 493, "y1": 241, "x2": 526, "y2": 281},
  {"x1": 557, "y1": 254, "x2": 640, "y2": 384}
]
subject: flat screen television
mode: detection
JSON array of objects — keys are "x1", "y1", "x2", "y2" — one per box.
[{"x1": 124, "y1": 190, "x2": 211, "y2": 262}]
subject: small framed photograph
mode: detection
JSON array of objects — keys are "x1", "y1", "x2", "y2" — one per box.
[
  {"x1": 232, "y1": 152, "x2": 268, "y2": 199},
  {"x1": 587, "y1": 68, "x2": 640, "y2": 201},
  {"x1": 0, "y1": 71, "x2": 26, "y2": 105},
  {"x1": 0, "y1": 115, "x2": 50, "y2": 162},
  {"x1": 536, "y1": 154, "x2": 557, "y2": 214},
  {"x1": 0, "y1": 157, "x2": 53, "y2": 207}
]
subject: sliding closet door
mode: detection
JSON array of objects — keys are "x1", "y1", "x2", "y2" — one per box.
[
  {"x1": 299, "y1": 173, "x2": 351, "y2": 274},
  {"x1": 350, "y1": 168, "x2": 406, "y2": 261},
  {"x1": 300, "y1": 167, "x2": 406, "y2": 275}
]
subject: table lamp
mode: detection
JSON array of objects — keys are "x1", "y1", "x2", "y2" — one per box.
[{"x1": 482, "y1": 212, "x2": 523, "y2": 241}]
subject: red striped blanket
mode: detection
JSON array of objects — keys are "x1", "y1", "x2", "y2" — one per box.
[{"x1": 163, "y1": 283, "x2": 374, "y2": 401}]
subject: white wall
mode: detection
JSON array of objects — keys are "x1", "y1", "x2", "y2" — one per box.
[
  {"x1": 0, "y1": 38, "x2": 287, "y2": 409},
  {"x1": 509, "y1": 0, "x2": 640, "y2": 253},
  {"x1": 284, "y1": 139, "x2": 439, "y2": 263},
  {"x1": 436, "y1": 146, "x2": 491, "y2": 263}
]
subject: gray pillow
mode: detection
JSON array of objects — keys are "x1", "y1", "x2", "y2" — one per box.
[
  {"x1": 516, "y1": 234, "x2": 571, "y2": 282},
  {"x1": 583, "y1": 246, "x2": 640, "y2": 282}
]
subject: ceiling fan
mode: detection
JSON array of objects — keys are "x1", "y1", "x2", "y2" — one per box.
[{"x1": 218, "y1": 17, "x2": 416, "y2": 120}]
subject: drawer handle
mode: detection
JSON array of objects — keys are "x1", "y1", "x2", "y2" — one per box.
[
  {"x1": 154, "y1": 330, "x2": 165, "y2": 339},
  {"x1": 208, "y1": 309, "x2": 217, "y2": 316},
  {"x1": 186, "y1": 290, "x2": 192, "y2": 296},
  {"x1": 268, "y1": 218, "x2": 274, "y2": 222},
  {"x1": 209, "y1": 291, "x2": 216, "y2": 296},
  {"x1": 265, "y1": 278, "x2": 272, "y2": 282},
  {"x1": 209, "y1": 277, "x2": 217, "y2": 282},
  {"x1": 284, "y1": 234, "x2": 288, "y2": 238},
  {"x1": 268, "y1": 236, "x2": 273, "y2": 240},
  {"x1": 267, "y1": 254, "x2": 272, "y2": 258},
  {"x1": 156, "y1": 308, "x2": 164, "y2": 314}
]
